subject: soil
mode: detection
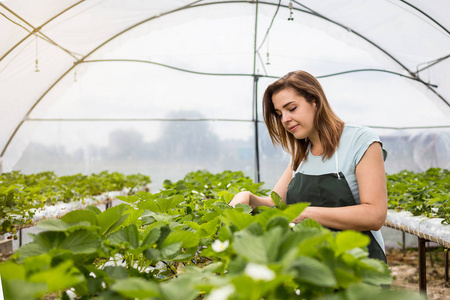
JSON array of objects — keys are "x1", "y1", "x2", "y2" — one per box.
[{"x1": 387, "y1": 247, "x2": 450, "y2": 300}]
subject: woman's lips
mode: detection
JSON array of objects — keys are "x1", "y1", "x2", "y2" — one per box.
[{"x1": 288, "y1": 125, "x2": 299, "y2": 132}]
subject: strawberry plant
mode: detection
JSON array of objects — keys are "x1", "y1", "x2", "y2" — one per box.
[
  {"x1": 387, "y1": 168, "x2": 450, "y2": 224},
  {"x1": 0, "y1": 171, "x2": 150, "y2": 236},
  {"x1": 0, "y1": 170, "x2": 425, "y2": 299}
]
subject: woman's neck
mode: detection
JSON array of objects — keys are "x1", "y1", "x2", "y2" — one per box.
[
  {"x1": 310, "y1": 143, "x2": 323, "y2": 156},
  {"x1": 308, "y1": 132, "x2": 323, "y2": 156}
]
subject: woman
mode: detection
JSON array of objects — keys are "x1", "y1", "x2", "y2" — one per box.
[{"x1": 229, "y1": 70, "x2": 388, "y2": 262}]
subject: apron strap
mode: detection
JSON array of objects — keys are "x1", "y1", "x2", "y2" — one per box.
[
  {"x1": 298, "y1": 146, "x2": 340, "y2": 177},
  {"x1": 335, "y1": 150, "x2": 340, "y2": 178}
]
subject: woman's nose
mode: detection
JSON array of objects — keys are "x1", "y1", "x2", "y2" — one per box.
[{"x1": 282, "y1": 112, "x2": 291, "y2": 123}]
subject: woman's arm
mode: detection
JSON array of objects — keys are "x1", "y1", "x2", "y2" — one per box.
[
  {"x1": 228, "y1": 163, "x2": 293, "y2": 209},
  {"x1": 295, "y1": 142, "x2": 387, "y2": 231}
]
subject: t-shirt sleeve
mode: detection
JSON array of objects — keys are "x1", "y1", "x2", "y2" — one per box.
[{"x1": 352, "y1": 126, "x2": 387, "y2": 168}]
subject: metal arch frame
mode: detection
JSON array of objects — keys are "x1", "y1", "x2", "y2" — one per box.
[
  {"x1": 399, "y1": 0, "x2": 450, "y2": 35},
  {"x1": 1, "y1": 0, "x2": 450, "y2": 161},
  {"x1": 290, "y1": 0, "x2": 449, "y2": 104},
  {"x1": 0, "y1": 1, "x2": 86, "y2": 63}
]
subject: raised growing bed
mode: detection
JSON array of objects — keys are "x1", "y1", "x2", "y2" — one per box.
[
  {"x1": 0, "y1": 171, "x2": 150, "y2": 249},
  {"x1": 385, "y1": 210, "x2": 450, "y2": 249},
  {"x1": 385, "y1": 168, "x2": 450, "y2": 295}
]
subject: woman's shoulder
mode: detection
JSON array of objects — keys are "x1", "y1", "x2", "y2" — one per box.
[
  {"x1": 341, "y1": 123, "x2": 387, "y2": 162},
  {"x1": 342, "y1": 123, "x2": 379, "y2": 141}
]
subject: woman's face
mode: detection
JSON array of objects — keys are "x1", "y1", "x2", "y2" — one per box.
[{"x1": 272, "y1": 88, "x2": 317, "y2": 140}]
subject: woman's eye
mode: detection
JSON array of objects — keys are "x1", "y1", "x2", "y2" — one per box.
[{"x1": 289, "y1": 107, "x2": 297, "y2": 112}]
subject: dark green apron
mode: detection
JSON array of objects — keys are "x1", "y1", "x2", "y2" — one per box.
[{"x1": 286, "y1": 152, "x2": 387, "y2": 263}]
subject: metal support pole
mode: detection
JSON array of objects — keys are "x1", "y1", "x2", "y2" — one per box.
[
  {"x1": 253, "y1": 75, "x2": 261, "y2": 183},
  {"x1": 402, "y1": 231, "x2": 405, "y2": 251},
  {"x1": 19, "y1": 228, "x2": 22, "y2": 247},
  {"x1": 428, "y1": 241, "x2": 434, "y2": 268},
  {"x1": 446, "y1": 249, "x2": 449, "y2": 282},
  {"x1": 418, "y1": 237, "x2": 427, "y2": 294},
  {"x1": 251, "y1": 1, "x2": 260, "y2": 183}
]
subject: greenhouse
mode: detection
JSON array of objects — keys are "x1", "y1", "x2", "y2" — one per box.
[{"x1": 0, "y1": 0, "x2": 449, "y2": 299}]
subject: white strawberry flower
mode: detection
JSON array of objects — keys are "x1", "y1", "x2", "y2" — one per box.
[
  {"x1": 211, "y1": 239, "x2": 229, "y2": 252},
  {"x1": 244, "y1": 263, "x2": 275, "y2": 281},
  {"x1": 206, "y1": 284, "x2": 234, "y2": 300},
  {"x1": 289, "y1": 222, "x2": 296, "y2": 228}
]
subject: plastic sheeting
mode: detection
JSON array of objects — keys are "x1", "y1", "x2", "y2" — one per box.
[
  {"x1": 386, "y1": 209, "x2": 450, "y2": 249},
  {"x1": 1, "y1": 0, "x2": 449, "y2": 188}
]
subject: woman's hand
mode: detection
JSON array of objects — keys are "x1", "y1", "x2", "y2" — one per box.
[
  {"x1": 228, "y1": 191, "x2": 252, "y2": 207},
  {"x1": 293, "y1": 206, "x2": 313, "y2": 223}
]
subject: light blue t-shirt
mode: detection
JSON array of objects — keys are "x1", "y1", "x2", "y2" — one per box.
[{"x1": 293, "y1": 123, "x2": 387, "y2": 252}]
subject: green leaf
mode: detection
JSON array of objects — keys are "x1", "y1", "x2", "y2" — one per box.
[
  {"x1": 61, "y1": 210, "x2": 97, "y2": 226},
  {"x1": 103, "y1": 266, "x2": 128, "y2": 280},
  {"x1": 160, "y1": 276, "x2": 199, "y2": 300},
  {"x1": 108, "y1": 224, "x2": 139, "y2": 249},
  {"x1": 296, "y1": 230, "x2": 334, "y2": 257},
  {"x1": 244, "y1": 222, "x2": 264, "y2": 236},
  {"x1": 345, "y1": 282, "x2": 426, "y2": 300},
  {"x1": 291, "y1": 255, "x2": 337, "y2": 287},
  {"x1": 121, "y1": 208, "x2": 143, "y2": 227},
  {"x1": 111, "y1": 277, "x2": 161, "y2": 298},
  {"x1": 2, "y1": 279, "x2": 47, "y2": 300},
  {"x1": 85, "y1": 277, "x2": 104, "y2": 295},
  {"x1": 17, "y1": 232, "x2": 66, "y2": 260},
  {"x1": 282, "y1": 202, "x2": 309, "y2": 221},
  {"x1": 198, "y1": 217, "x2": 221, "y2": 238},
  {"x1": 184, "y1": 221, "x2": 201, "y2": 231},
  {"x1": 235, "y1": 203, "x2": 252, "y2": 214},
  {"x1": 0, "y1": 261, "x2": 25, "y2": 280},
  {"x1": 359, "y1": 258, "x2": 386, "y2": 273},
  {"x1": 212, "y1": 201, "x2": 232, "y2": 213},
  {"x1": 28, "y1": 260, "x2": 84, "y2": 292},
  {"x1": 224, "y1": 209, "x2": 253, "y2": 230},
  {"x1": 162, "y1": 230, "x2": 199, "y2": 249},
  {"x1": 271, "y1": 191, "x2": 287, "y2": 209},
  {"x1": 358, "y1": 258, "x2": 392, "y2": 286},
  {"x1": 335, "y1": 231, "x2": 370, "y2": 255},
  {"x1": 218, "y1": 190, "x2": 235, "y2": 203},
  {"x1": 144, "y1": 248, "x2": 162, "y2": 261},
  {"x1": 233, "y1": 231, "x2": 267, "y2": 264},
  {"x1": 265, "y1": 216, "x2": 290, "y2": 231},
  {"x1": 116, "y1": 195, "x2": 140, "y2": 204},
  {"x1": 97, "y1": 204, "x2": 129, "y2": 236},
  {"x1": 263, "y1": 226, "x2": 285, "y2": 263},
  {"x1": 36, "y1": 218, "x2": 91, "y2": 232},
  {"x1": 334, "y1": 268, "x2": 360, "y2": 288},
  {"x1": 161, "y1": 195, "x2": 185, "y2": 213},
  {"x1": 60, "y1": 230, "x2": 101, "y2": 254},
  {"x1": 161, "y1": 242, "x2": 182, "y2": 259},
  {"x1": 16, "y1": 243, "x2": 50, "y2": 261},
  {"x1": 141, "y1": 226, "x2": 161, "y2": 247},
  {"x1": 218, "y1": 225, "x2": 233, "y2": 242},
  {"x1": 85, "y1": 206, "x2": 102, "y2": 215},
  {"x1": 140, "y1": 195, "x2": 184, "y2": 213},
  {"x1": 156, "y1": 225, "x2": 171, "y2": 249},
  {"x1": 172, "y1": 252, "x2": 195, "y2": 262},
  {"x1": 346, "y1": 247, "x2": 369, "y2": 260},
  {"x1": 296, "y1": 218, "x2": 324, "y2": 230}
]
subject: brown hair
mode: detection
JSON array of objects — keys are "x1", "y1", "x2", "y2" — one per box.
[{"x1": 263, "y1": 70, "x2": 344, "y2": 170}]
